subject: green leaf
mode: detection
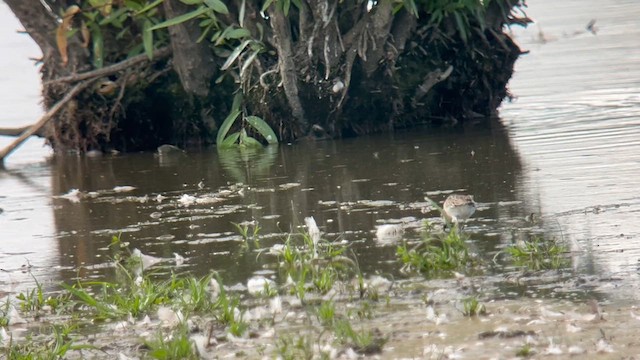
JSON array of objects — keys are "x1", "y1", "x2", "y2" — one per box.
[
  {"x1": 61, "y1": 283, "x2": 99, "y2": 307},
  {"x1": 220, "y1": 131, "x2": 241, "y2": 147},
  {"x1": 217, "y1": 110, "x2": 242, "y2": 146},
  {"x1": 226, "y1": 28, "x2": 251, "y2": 40},
  {"x1": 90, "y1": 24, "x2": 104, "y2": 68},
  {"x1": 179, "y1": 0, "x2": 203, "y2": 4},
  {"x1": 241, "y1": 135, "x2": 263, "y2": 148},
  {"x1": 239, "y1": 0, "x2": 246, "y2": 27},
  {"x1": 199, "y1": 18, "x2": 214, "y2": 27},
  {"x1": 143, "y1": 20, "x2": 154, "y2": 60},
  {"x1": 453, "y1": 12, "x2": 468, "y2": 43},
  {"x1": 403, "y1": 0, "x2": 419, "y2": 17},
  {"x1": 98, "y1": 7, "x2": 128, "y2": 27},
  {"x1": 283, "y1": 0, "x2": 291, "y2": 16},
  {"x1": 148, "y1": 6, "x2": 208, "y2": 31},
  {"x1": 215, "y1": 72, "x2": 227, "y2": 84},
  {"x1": 210, "y1": 29, "x2": 222, "y2": 43},
  {"x1": 197, "y1": 23, "x2": 213, "y2": 42},
  {"x1": 256, "y1": 23, "x2": 264, "y2": 40},
  {"x1": 231, "y1": 92, "x2": 243, "y2": 113},
  {"x1": 126, "y1": 43, "x2": 144, "y2": 58},
  {"x1": 221, "y1": 39, "x2": 252, "y2": 70},
  {"x1": 240, "y1": 49, "x2": 259, "y2": 78},
  {"x1": 124, "y1": 0, "x2": 143, "y2": 11},
  {"x1": 246, "y1": 115, "x2": 278, "y2": 144},
  {"x1": 261, "y1": 0, "x2": 275, "y2": 12},
  {"x1": 135, "y1": 0, "x2": 164, "y2": 15},
  {"x1": 204, "y1": 0, "x2": 229, "y2": 14}
]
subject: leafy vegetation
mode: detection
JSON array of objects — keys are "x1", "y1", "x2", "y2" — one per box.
[
  {"x1": 397, "y1": 222, "x2": 478, "y2": 276},
  {"x1": 272, "y1": 231, "x2": 359, "y2": 302},
  {"x1": 2, "y1": 324, "x2": 95, "y2": 359},
  {"x1": 334, "y1": 319, "x2": 386, "y2": 355},
  {"x1": 145, "y1": 325, "x2": 198, "y2": 360},
  {"x1": 516, "y1": 343, "x2": 535, "y2": 357},
  {"x1": 216, "y1": 93, "x2": 279, "y2": 148},
  {"x1": 422, "y1": 0, "x2": 492, "y2": 43},
  {"x1": 504, "y1": 236, "x2": 569, "y2": 270},
  {"x1": 0, "y1": 211, "x2": 575, "y2": 358},
  {"x1": 232, "y1": 220, "x2": 262, "y2": 248},
  {"x1": 462, "y1": 296, "x2": 486, "y2": 317}
]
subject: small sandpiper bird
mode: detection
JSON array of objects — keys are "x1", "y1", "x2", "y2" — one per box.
[{"x1": 443, "y1": 194, "x2": 476, "y2": 224}]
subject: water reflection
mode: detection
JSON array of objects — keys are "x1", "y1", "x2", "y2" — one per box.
[
  {"x1": 44, "y1": 121, "x2": 528, "y2": 286},
  {"x1": 218, "y1": 146, "x2": 279, "y2": 184}
]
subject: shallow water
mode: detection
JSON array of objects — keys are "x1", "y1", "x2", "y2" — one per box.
[{"x1": 1, "y1": 0, "x2": 640, "y2": 357}]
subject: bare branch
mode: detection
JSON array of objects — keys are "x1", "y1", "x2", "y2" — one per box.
[
  {"x1": 44, "y1": 47, "x2": 172, "y2": 85},
  {"x1": 0, "y1": 80, "x2": 95, "y2": 164}
]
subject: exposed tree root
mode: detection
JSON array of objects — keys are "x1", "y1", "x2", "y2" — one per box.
[{"x1": 270, "y1": 9, "x2": 308, "y2": 133}]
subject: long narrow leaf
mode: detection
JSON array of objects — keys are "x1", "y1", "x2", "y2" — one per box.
[
  {"x1": 226, "y1": 28, "x2": 250, "y2": 39},
  {"x1": 90, "y1": 23, "x2": 104, "y2": 68},
  {"x1": 221, "y1": 39, "x2": 252, "y2": 70},
  {"x1": 98, "y1": 7, "x2": 128, "y2": 27},
  {"x1": 240, "y1": 49, "x2": 259, "y2": 79},
  {"x1": 135, "y1": 0, "x2": 164, "y2": 15},
  {"x1": 61, "y1": 283, "x2": 98, "y2": 307},
  {"x1": 231, "y1": 92, "x2": 243, "y2": 113},
  {"x1": 220, "y1": 131, "x2": 241, "y2": 147},
  {"x1": 246, "y1": 115, "x2": 278, "y2": 144},
  {"x1": 216, "y1": 110, "x2": 241, "y2": 145},
  {"x1": 148, "y1": 6, "x2": 208, "y2": 31},
  {"x1": 404, "y1": 0, "x2": 419, "y2": 17},
  {"x1": 283, "y1": 0, "x2": 291, "y2": 16},
  {"x1": 143, "y1": 19, "x2": 154, "y2": 59},
  {"x1": 239, "y1": 0, "x2": 246, "y2": 27},
  {"x1": 454, "y1": 12, "x2": 468, "y2": 43},
  {"x1": 261, "y1": 0, "x2": 275, "y2": 12}
]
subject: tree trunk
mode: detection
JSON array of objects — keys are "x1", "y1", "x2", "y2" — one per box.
[{"x1": 163, "y1": 0, "x2": 216, "y2": 97}]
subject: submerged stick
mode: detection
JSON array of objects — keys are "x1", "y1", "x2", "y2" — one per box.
[{"x1": 0, "y1": 81, "x2": 92, "y2": 166}]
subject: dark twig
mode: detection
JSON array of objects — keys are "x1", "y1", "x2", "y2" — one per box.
[{"x1": 44, "y1": 47, "x2": 172, "y2": 85}]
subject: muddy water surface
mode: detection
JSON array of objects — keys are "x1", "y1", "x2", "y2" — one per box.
[{"x1": 1, "y1": 0, "x2": 640, "y2": 358}]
